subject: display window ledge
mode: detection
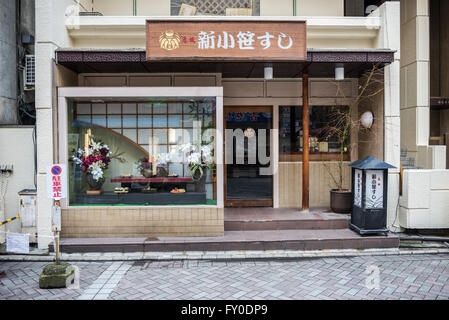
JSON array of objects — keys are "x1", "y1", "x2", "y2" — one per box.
[{"x1": 68, "y1": 199, "x2": 218, "y2": 208}]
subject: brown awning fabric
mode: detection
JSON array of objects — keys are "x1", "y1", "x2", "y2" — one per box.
[{"x1": 56, "y1": 48, "x2": 394, "y2": 78}]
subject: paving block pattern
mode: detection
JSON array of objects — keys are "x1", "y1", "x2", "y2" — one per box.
[
  {"x1": 77, "y1": 262, "x2": 132, "y2": 300},
  {"x1": 0, "y1": 261, "x2": 111, "y2": 300},
  {"x1": 1, "y1": 254, "x2": 449, "y2": 300},
  {"x1": 108, "y1": 254, "x2": 449, "y2": 300}
]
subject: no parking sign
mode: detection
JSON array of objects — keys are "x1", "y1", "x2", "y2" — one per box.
[{"x1": 47, "y1": 164, "x2": 67, "y2": 200}]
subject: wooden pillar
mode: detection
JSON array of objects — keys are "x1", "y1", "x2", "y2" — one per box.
[{"x1": 302, "y1": 72, "x2": 309, "y2": 211}]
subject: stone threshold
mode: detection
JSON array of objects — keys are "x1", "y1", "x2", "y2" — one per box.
[{"x1": 2, "y1": 248, "x2": 449, "y2": 262}]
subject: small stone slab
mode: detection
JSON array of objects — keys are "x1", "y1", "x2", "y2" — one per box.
[{"x1": 39, "y1": 262, "x2": 75, "y2": 289}]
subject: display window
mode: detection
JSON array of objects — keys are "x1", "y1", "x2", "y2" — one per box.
[
  {"x1": 67, "y1": 97, "x2": 217, "y2": 206},
  {"x1": 279, "y1": 106, "x2": 350, "y2": 162}
]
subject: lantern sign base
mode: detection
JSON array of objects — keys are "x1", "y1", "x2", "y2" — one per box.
[{"x1": 349, "y1": 223, "x2": 389, "y2": 236}]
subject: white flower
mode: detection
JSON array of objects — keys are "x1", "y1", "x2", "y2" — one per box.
[
  {"x1": 202, "y1": 153, "x2": 214, "y2": 165},
  {"x1": 201, "y1": 145, "x2": 212, "y2": 155},
  {"x1": 71, "y1": 156, "x2": 82, "y2": 165},
  {"x1": 187, "y1": 152, "x2": 202, "y2": 165},
  {"x1": 90, "y1": 139, "x2": 102, "y2": 151},
  {"x1": 176, "y1": 143, "x2": 195, "y2": 153},
  {"x1": 89, "y1": 162, "x2": 104, "y2": 181},
  {"x1": 174, "y1": 143, "x2": 215, "y2": 167}
]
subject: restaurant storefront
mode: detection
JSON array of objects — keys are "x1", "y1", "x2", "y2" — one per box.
[{"x1": 52, "y1": 18, "x2": 394, "y2": 239}]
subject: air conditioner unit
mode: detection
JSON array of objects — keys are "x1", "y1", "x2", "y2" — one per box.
[{"x1": 24, "y1": 55, "x2": 35, "y2": 90}]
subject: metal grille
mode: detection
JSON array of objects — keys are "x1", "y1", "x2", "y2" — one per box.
[
  {"x1": 171, "y1": 0, "x2": 260, "y2": 16},
  {"x1": 24, "y1": 55, "x2": 35, "y2": 88}
]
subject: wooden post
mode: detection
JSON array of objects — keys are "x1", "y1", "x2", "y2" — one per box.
[{"x1": 302, "y1": 72, "x2": 309, "y2": 211}]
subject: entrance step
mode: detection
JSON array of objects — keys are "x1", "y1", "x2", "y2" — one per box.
[
  {"x1": 54, "y1": 229, "x2": 398, "y2": 253},
  {"x1": 225, "y1": 208, "x2": 349, "y2": 231}
]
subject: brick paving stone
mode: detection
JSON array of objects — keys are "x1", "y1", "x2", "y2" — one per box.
[{"x1": 2, "y1": 254, "x2": 449, "y2": 300}]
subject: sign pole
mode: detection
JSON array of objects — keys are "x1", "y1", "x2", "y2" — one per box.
[
  {"x1": 54, "y1": 199, "x2": 60, "y2": 265},
  {"x1": 40, "y1": 163, "x2": 73, "y2": 289}
]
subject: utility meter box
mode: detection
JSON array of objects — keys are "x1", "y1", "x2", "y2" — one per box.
[{"x1": 18, "y1": 189, "x2": 37, "y2": 243}]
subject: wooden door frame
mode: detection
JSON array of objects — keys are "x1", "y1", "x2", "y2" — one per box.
[{"x1": 224, "y1": 106, "x2": 274, "y2": 207}]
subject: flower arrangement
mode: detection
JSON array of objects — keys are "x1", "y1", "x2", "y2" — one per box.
[
  {"x1": 71, "y1": 138, "x2": 112, "y2": 182},
  {"x1": 137, "y1": 156, "x2": 154, "y2": 171},
  {"x1": 174, "y1": 143, "x2": 214, "y2": 180}
]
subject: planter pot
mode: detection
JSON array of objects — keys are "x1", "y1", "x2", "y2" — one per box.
[
  {"x1": 330, "y1": 189, "x2": 352, "y2": 214},
  {"x1": 192, "y1": 167, "x2": 207, "y2": 193},
  {"x1": 140, "y1": 168, "x2": 153, "y2": 178},
  {"x1": 86, "y1": 173, "x2": 105, "y2": 191},
  {"x1": 156, "y1": 165, "x2": 168, "y2": 177}
]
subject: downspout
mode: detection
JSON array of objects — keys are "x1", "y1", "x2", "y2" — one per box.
[
  {"x1": 133, "y1": 0, "x2": 137, "y2": 16},
  {"x1": 293, "y1": 0, "x2": 296, "y2": 16}
]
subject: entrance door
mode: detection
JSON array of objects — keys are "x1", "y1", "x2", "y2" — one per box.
[{"x1": 224, "y1": 106, "x2": 273, "y2": 207}]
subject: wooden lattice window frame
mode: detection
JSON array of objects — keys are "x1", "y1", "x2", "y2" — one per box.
[{"x1": 73, "y1": 100, "x2": 217, "y2": 196}]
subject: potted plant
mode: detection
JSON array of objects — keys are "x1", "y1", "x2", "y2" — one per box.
[
  {"x1": 174, "y1": 143, "x2": 214, "y2": 192},
  {"x1": 71, "y1": 136, "x2": 123, "y2": 192},
  {"x1": 137, "y1": 156, "x2": 154, "y2": 178},
  {"x1": 325, "y1": 106, "x2": 353, "y2": 213},
  {"x1": 154, "y1": 153, "x2": 171, "y2": 177},
  {"x1": 325, "y1": 65, "x2": 384, "y2": 213}
]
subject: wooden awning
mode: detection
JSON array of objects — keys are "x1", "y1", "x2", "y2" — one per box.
[{"x1": 56, "y1": 48, "x2": 394, "y2": 78}]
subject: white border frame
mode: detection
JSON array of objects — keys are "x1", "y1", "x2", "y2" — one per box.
[{"x1": 58, "y1": 87, "x2": 224, "y2": 209}]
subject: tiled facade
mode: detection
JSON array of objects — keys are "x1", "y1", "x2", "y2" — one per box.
[{"x1": 61, "y1": 207, "x2": 224, "y2": 238}]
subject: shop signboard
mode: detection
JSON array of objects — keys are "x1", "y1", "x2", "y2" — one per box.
[{"x1": 146, "y1": 20, "x2": 307, "y2": 61}]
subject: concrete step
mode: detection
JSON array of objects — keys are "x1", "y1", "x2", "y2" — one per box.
[
  {"x1": 224, "y1": 208, "x2": 349, "y2": 231},
  {"x1": 53, "y1": 229, "x2": 399, "y2": 253}
]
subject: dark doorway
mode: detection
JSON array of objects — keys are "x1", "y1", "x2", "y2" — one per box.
[{"x1": 224, "y1": 106, "x2": 273, "y2": 207}]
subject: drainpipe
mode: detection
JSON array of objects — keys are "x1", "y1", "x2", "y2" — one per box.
[
  {"x1": 293, "y1": 0, "x2": 296, "y2": 16},
  {"x1": 133, "y1": 0, "x2": 137, "y2": 16}
]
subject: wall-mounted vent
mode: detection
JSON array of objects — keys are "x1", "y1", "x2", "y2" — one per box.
[{"x1": 24, "y1": 55, "x2": 35, "y2": 90}]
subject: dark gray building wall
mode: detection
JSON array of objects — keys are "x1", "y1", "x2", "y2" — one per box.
[
  {"x1": 17, "y1": 0, "x2": 36, "y2": 124},
  {"x1": 0, "y1": 0, "x2": 18, "y2": 124}
]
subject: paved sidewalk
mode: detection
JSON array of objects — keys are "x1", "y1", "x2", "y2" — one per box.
[{"x1": 1, "y1": 254, "x2": 449, "y2": 300}]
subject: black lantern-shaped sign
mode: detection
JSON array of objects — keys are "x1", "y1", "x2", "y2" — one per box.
[{"x1": 348, "y1": 156, "x2": 396, "y2": 235}]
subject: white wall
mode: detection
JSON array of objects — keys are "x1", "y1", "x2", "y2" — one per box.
[
  {"x1": 260, "y1": 0, "x2": 294, "y2": 16},
  {"x1": 36, "y1": 0, "x2": 74, "y2": 249},
  {"x1": 400, "y1": 0, "x2": 431, "y2": 162},
  {"x1": 0, "y1": 127, "x2": 35, "y2": 242},
  {"x1": 296, "y1": 0, "x2": 344, "y2": 16},
  {"x1": 78, "y1": 0, "x2": 342, "y2": 17},
  {"x1": 371, "y1": 2, "x2": 401, "y2": 229},
  {"x1": 78, "y1": 0, "x2": 170, "y2": 16},
  {"x1": 400, "y1": 169, "x2": 449, "y2": 228}
]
